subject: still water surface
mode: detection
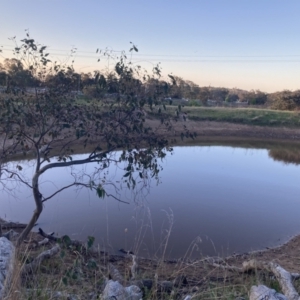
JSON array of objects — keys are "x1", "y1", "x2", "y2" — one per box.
[{"x1": 2, "y1": 146, "x2": 300, "y2": 258}]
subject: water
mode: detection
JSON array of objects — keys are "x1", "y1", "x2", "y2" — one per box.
[{"x1": 1, "y1": 145, "x2": 300, "y2": 258}]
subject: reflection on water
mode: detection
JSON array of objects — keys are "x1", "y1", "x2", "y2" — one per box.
[
  {"x1": 1, "y1": 145, "x2": 300, "y2": 258},
  {"x1": 269, "y1": 147, "x2": 300, "y2": 165}
]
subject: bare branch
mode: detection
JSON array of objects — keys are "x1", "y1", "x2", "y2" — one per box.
[{"x1": 42, "y1": 182, "x2": 79, "y2": 202}]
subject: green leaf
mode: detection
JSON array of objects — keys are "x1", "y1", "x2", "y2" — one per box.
[
  {"x1": 61, "y1": 235, "x2": 72, "y2": 246},
  {"x1": 87, "y1": 236, "x2": 95, "y2": 249},
  {"x1": 87, "y1": 259, "x2": 98, "y2": 269},
  {"x1": 62, "y1": 277, "x2": 68, "y2": 285},
  {"x1": 96, "y1": 186, "x2": 106, "y2": 198}
]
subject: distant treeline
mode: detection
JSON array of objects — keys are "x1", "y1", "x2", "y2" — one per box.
[{"x1": 0, "y1": 58, "x2": 299, "y2": 111}]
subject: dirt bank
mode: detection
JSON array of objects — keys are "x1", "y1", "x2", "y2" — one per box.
[
  {"x1": 2, "y1": 120, "x2": 300, "y2": 161},
  {"x1": 175, "y1": 120, "x2": 300, "y2": 142}
]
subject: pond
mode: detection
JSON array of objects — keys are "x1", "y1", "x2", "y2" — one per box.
[{"x1": 1, "y1": 145, "x2": 300, "y2": 259}]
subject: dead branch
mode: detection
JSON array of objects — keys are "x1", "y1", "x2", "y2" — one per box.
[
  {"x1": 130, "y1": 254, "x2": 138, "y2": 280},
  {"x1": 211, "y1": 259, "x2": 300, "y2": 300},
  {"x1": 25, "y1": 238, "x2": 50, "y2": 249},
  {"x1": 38, "y1": 228, "x2": 82, "y2": 247},
  {"x1": 21, "y1": 244, "x2": 60, "y2": 275},
  {"x1": 212, "y1": 259, "x2": 300, "y2": 300},
  {"x1": 38, "y1": 227, "x2": 99, "y2": 254},
  {"x1": 108, "y1": 263, "x2": 124, "y2": 285},
  {"x1": 245, "y1": 260, "x2": 300, "y2": 300},
  {"x1": 38, "y1": 228, "x2": 57, "y2": 242}
]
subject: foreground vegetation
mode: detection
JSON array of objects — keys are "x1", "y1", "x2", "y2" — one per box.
[{"x1": 3, "y1": 229, "x2": 300, "y2": 299}]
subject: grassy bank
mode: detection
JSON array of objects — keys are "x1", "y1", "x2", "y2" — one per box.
[
  {"x1": 8, "y1": 231, "x2": 300, "y2": 299},
  {"x1": 158, "y1": 106, "x2": 300, "y2": 128},
  {"x1": 73, "y1": 96, "x2": 300, "y2": 128}
]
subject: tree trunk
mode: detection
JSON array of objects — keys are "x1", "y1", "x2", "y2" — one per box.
[{"x1": 16, "y1": 172, "x2": 43, "y2": 246}]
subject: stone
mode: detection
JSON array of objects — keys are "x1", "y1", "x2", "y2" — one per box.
[
  {"x1": 0, "y1": 237, "x2": 15, "y2": 299},
  {"x1": 102, "y1": 280, "x2": 142, "y2": 300},
  {"x1": 250, "y1": 285, "x2": 287, "y2": 300}
]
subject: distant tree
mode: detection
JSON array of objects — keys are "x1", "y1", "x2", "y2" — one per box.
[
  {"x1": 225, "y1": 93, "x2": 239, "y2": 102},
  {"x1": 0, "y1": 70, "x2": 6, "y2": 87},
  {"x1": 268, "y1": 90, "x2": 300, "y2": 110},
  {"x1": 210, "y1": 88, "x2": 229, "y2": 102},
  {"x1": 198, "y1": 87, "x2": 210, "y2": 105},
  {"x1": 80, "y1": 72, "x2": 94, "y2": 87},
  {"x1": 106, "y1": 72, "x2": 119, "y2": 93},
  {"x1": 184, "y1": 80, "x2": 200, "y2": 99},
  {"x1": 0, "y1": 34, "x2": 192, "y2": 246},
  {"x1": 3, "y1": 58, "x2": 38, "y2": 88}
]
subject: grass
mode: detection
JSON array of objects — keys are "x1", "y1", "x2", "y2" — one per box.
[
  {"x1": 6, "y1": 240, "x2": 285, "y2": 300},
  {"x1": 157, "y1": 105, "x2": 300, "y2": 128},
  {"x1": 3, "y1": 92, "x2": 300, "y2": 129},
  {"x1": 6, "y1": 219, "x2": 300, "y2": 300},
  {"x1": 70, "y1": 95, "x2": 300, "y2": 128}
]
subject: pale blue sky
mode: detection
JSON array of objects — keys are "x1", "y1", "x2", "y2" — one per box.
[{"x1": 1, "y1": 0, "x2": 300, "y2": 92}]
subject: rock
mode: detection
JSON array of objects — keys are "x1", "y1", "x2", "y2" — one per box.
[
  {"x1": 0, "y1": 237, "x2": 15, "y2": 299},
  {"x1": 102, "y1": 280, "x2": 142, "y2": 300},
  {"x1": 250, "y1": 285, "x2": 287, "y2": 300},
  {"x1": 124, "y1": 285, "x2": 142, "y2": 299},
  {"x1": 2, "y1": 230, "x2": 19, "y2": 241}
]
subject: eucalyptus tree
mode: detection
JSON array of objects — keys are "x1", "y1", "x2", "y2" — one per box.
[{"x1": 0, "y1": 34, "x2": 191, "y2": 245}]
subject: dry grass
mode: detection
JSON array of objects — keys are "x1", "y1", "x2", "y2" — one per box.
[
  {"x1": 1, "y1": 242, "x2": 275, "y2": 299},
  {"x1": 4, "y1": 225, "x2": 300, "y2": 299}
]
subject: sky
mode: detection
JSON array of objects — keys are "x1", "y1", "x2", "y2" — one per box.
[{"x1": 1, "y1": 0, "x2": 300, "y2": 92}]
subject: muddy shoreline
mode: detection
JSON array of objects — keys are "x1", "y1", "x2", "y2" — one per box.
[{"x1": 3, "y1": 120, "x2": 300, "y2": 162}]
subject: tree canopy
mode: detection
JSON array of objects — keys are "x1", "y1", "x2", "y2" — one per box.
[{"x1": 0, "y1": 34, "x2": 193, "y2": 245}]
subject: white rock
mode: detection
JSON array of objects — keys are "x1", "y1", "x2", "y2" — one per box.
[
  {"x1": 102, "y1": 280, "x2": 142, "y2": 300},
  {"x1": 0, "y1": 237, "x2": 15, "y2": 299},
  {"x1": 124, "y1": 285, "x2": 142, "y2": 299},
  {"x1": 250, "y1": 285, "x2": 287, "y2": 300}
]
